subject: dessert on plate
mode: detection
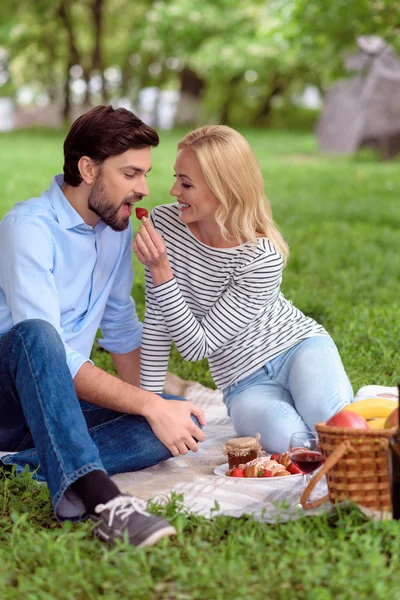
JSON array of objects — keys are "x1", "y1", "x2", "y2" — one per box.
[{"x1": 226, "y1": 451, "x2": 302, "y2": 478}]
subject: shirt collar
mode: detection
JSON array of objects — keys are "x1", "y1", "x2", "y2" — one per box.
[
  {"x1": 48, "y1": 175, "x2": 87, "y2": 230},
  {"x1": 48, "y1": 175, "x2": 108, "y2": 234}
]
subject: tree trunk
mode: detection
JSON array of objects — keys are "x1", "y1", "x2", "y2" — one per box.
[
  {"x1": 120, "y1": 55, "x2": 131, "y2": 98},
  {"x1": 255, "y1": 75, "x2": 287, "y2": 123},
  {"x1": 62, "y1": 59, "x2": 73, "y2": 121},
  {"x1": 83, "y1": 68, "x2": 91, "y2": 105},
  {"x1": 57, "y1": 0, "x2": 81, "y2": 121},
  {"x1": 175, "y1": 68, "x2": 205, "y2": 126},
  {"x1": 90, "y1": 0, "x2": 105, "y2": 102},
  {"x1": 41, "y1": 35, "x2": 58, "y2": 103},
  {"x1": 219, "y1": 74, "x2": 242, "y2": 124}
]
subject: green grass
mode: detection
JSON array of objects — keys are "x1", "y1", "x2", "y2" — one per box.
[{"x1": 1, "y1": 128, "x2": 400, "y2": 598}]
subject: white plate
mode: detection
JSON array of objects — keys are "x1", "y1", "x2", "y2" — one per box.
[{"x1": 214, "y1": 462, "x2": 302, "y2": 482}]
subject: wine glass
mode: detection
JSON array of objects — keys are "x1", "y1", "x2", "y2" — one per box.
[{"x1": 289, "y1": 432, "x2": 323, "y2": 491}]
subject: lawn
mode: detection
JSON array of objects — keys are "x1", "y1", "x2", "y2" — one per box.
[{"x1": 0, "y1": 127, "x2": 399, "y2": 599}]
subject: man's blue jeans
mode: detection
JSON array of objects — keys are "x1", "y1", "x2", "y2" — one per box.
[{"x1": 0, "y1": 319, "x2": 183, "y2": 520}]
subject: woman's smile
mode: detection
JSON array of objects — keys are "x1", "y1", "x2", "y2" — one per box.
[{"x1": 178, "y1": 201, "x2": 190, "y2": 212}]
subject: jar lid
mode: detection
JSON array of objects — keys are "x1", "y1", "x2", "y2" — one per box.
[{"x1": 223, "y1": 433, "x2": 262, "y2": 456}]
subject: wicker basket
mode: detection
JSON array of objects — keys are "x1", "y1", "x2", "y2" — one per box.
[{"x1": 301, "y1": 422, "x2": 395, "y2": 511}]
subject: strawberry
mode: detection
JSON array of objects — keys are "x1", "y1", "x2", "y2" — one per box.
[
  {"x1": 135, "y1": 207, "x2": 149, "y2": 220},
  {"x1": 230, "y1": 468, "x2": 244, "y2": 478},
  {"x1": 288, "y1": 463, "x2": 302, "y2": 475},
  {"x1": 263, "y1": 470, "x2": 272, "y2": 477},
  {"x1": 271, "y1": 453, "x2": 280, "y2": 461}
]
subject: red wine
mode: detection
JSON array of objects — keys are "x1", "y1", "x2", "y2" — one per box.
[
  {"x1": 290, "y1": 451, "x2": 323, "y2": 474},
  {"x1": 389, "y1": 387, "x2": 400, "y2": 519}
]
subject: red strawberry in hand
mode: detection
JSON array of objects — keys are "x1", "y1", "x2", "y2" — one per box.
[
  {"x1": 135, "y1": 207, "x2": 149, "y2": 220},
  {"x1": 271, "y1": 453, "x2": 280, "y2": 461},
  {"x1": 230, "y1": 467, "x2": 244, "y2": 478}
]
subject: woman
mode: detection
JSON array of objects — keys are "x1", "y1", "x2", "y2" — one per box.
[{"x1": 133, "y1": 125, "x2": 353, "y2": 452}]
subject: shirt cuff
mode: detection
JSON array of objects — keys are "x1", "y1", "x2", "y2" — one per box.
[
  {"x1": 97, "y1": 322, "x2": 143, "y2": 355},
  {"x1": 65, "y1": 345, "x2": 94, "y2": 379}
]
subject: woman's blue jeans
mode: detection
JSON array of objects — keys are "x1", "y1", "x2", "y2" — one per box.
[
  {"x1": 0, "y1": 319, "x2": 185, "y2": 520},
  {"x1": 223, "y1": 336, "x2": 354, "y2": 453}
]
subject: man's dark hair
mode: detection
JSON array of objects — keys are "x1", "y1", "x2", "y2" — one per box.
[{"x1": 63, "y1": 105, "x2": 159, "y2": 187}]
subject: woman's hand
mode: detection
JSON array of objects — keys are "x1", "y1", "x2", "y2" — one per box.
[{"x1": 133, "y1": 217, "x2": 174, "y2": 285}]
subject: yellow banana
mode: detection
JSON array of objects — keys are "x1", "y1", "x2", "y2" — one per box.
[
  {"x1": 343, "y1": 397, "x2": 398, "y2": 419},
  {"x1": 367, "y1": 417, "x2": 386, "y2": 429}
]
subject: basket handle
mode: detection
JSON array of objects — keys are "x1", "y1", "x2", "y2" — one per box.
[{"x1": 300, "y1": 440, "x2": 353, "y2": 510}]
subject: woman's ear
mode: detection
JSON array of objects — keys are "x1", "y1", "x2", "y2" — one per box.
[{"x1": 77, "y1": 156, "x2": 97, "y2": 185}]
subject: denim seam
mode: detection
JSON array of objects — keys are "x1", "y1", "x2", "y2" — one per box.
[
  {"x1": 87, "y1": 412, "x2": 131, "y2": 434},
  {"x1": 2, "y1": 447, "x2": 38, "y2": 463},
  {"x1": 14, "y1": 329, "x2": 68, "y2": 480},
  {"x1": 2, "y1": 455, "x2": 28, "y2": 467},
  {"x1": 53, "y1": 462, "x2": 106, "y2": 512}
]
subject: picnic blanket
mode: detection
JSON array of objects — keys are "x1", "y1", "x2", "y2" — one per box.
[
  {"x1": 1, "y1": 376, "x2": 391, "y2": 521},
  {"x1": 112, "y1": 378, "x2": 330, "y2": 523}
]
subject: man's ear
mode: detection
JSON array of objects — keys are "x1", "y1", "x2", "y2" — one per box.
[{"x1": 78, "y1": 156, "x2": 98, "y2": 185}]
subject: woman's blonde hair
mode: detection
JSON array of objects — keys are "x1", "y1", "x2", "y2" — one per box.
[{"x1": 177, "y1": 125, "x2": 288, "y2": 263}]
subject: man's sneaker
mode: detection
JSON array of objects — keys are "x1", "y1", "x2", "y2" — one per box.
[{"x1": 91, "y1": 495, "x2": 176, "y2": 548}]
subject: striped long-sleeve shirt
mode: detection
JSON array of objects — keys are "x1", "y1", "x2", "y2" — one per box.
[{"x1": 140, "y1": 203, "x2": 327, "y2": 392}]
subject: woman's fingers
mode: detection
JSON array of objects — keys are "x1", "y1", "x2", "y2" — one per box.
[
  {"x1": 141, "y1": 219, "x2": 166, "y2": 254},
  {"x1": 135, "y1": 231, "x2": 152, "y2": 257},
  {"x1": 136, "y1": 227, "x2": 166, "y2": 263},
  {"x1": 139, "y1": 223, "x2": 158, "y2": 251},
  {"x1": 132, "y1": 238, "x2": 146, "y2": 263}
]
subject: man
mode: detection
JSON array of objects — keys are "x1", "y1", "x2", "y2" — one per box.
[{"x1": 0, "y1": 105, "x2": 205, "y2": 547}]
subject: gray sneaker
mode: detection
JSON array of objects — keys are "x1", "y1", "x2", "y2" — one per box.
[{"x1": 91, "y1": 495, "x2": 176, "y2": 548}]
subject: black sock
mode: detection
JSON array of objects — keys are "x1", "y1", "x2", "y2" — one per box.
[
  {"x1": 0, "y1": 461, "x2": 14, "y2": 475},
  {"x1": 71, "y1": 470, "x2": 121, "y2": 514}
]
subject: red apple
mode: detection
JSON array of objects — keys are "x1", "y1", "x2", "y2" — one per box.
[
  {"x1": 384, "y1": 407, "x2": 398, "y2": 429},
  {"x1": 326, "y1": 410, "x2": 370, "y2": 429}
]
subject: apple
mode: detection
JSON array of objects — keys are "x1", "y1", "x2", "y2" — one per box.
[
  {"x1": 326, "y1": 410, "x2": 370, "y2": 429},
  {"x1": 384, "y1": 407, "x2": 398, "y2": 429}
]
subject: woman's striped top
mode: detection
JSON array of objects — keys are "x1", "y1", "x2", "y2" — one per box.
[{"x1": 140, "y1": 203, "x2": 327, "y2": 392}]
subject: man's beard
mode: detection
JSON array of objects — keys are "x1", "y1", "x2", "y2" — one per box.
[{"x1": 88, "y1": 172, "x2": 137, "y2": 232}]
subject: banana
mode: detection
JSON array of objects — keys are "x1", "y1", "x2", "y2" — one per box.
[
  {"x1": 342, "y1": 397, "x2": 398, "y2": 419},
  {"x1": 367, "y1": 417, "x2": 386, "y2": 429}
]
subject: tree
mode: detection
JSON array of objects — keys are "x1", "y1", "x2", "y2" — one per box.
[
  {"x1": 278, "y1": 0, "x2": 400, "y2": 85},
  {"x1": 134, "y1": 0, "x2": 304, "y2": 125},
  {"x1": 4, "y1": 0, "x2": 118, "y2": 120}
]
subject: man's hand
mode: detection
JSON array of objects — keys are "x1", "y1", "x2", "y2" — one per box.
[
  {"x1": 143, "y1": 396, "x2": 206, "y2": 457},
  {"x1": 75, "y1": 363, "x2": 205, "y2": 456}
]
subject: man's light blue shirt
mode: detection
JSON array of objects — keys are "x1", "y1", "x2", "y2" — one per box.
[{"x1": 0, "y1": 175, "x2": 142, "y2": 378}]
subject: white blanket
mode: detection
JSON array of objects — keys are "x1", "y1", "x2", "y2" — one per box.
[
  {"x1": 3, "y1": 379, "x2": 389, "y2": 521},
  {"x1": 0, "y1": 377, "x2": 331, "y2": 522},
  {"x1": 113, "y1": 379, "x2": 330, "y2": 522}
]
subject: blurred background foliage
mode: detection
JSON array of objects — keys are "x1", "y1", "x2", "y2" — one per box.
[{"x1": 1, "y1": 0, "x2": 399, "y2": 127}]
